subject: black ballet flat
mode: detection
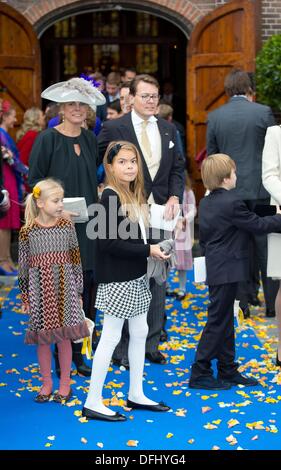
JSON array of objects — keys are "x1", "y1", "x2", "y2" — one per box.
[
  {"x1": 82, "y1": 407, "x2": 127, "y2": 422},
  {"x1": 276, "y1": 352, "x2": 281, "y2": 367},
  {"x1": 126, "y1": 399, "x2": 170, "y2": 412}
]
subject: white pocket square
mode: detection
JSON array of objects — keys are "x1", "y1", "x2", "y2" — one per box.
[{"x1": 169, "y1": 141, "x2": 175, "y2": 149}]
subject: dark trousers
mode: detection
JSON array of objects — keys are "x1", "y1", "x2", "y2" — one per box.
[
  {"x1": 82, "y1": 270, "x2": 97, "y2": 322},
  {"x1": 191, "y1": 282, "x2": 239, "y2": 380},
  {"x1": 237, "y1": 199, "x2": 279, "y2": 311}
]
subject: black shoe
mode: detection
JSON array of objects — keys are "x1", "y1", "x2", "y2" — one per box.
[
  {"x1": 218, "y1": 372, "x2": 259, "y2": 387},
  {"x1": 175, "y1": 291, "x2": 186, "y2": 301},
  {"x1": 249, "y1": 294, "x2": 262, "y2": 307},
  {"x1": 127, "y1": 399, "x2": 170, "y2": 412},
  {"x1": 276, "y1": 351, "x2": 281, "y2": 367},
  {"x1": 145, "y1": 351, "x2": 167, "y2": 364},
  {"x1": 76, "y1": 364, "x2": 92, "y2": 377},
  {"x1": 266, "y1": 309, "x2": 276, "y2": 318},
  {"x1": 166, "y1": 288, "x2": 175, "y2": 297},
  {"x1": 160, "y1": 329, "x2": 168, "y2": 342},
  {"x1": 112, "y1": 357, "x2": 130, "y2": 370},
  {"x1": 189, "y1": 376, "x2": 232, "y2": 390},
  {"x1": 82, "y1": 407, "x2": 127, "y2": 422}
]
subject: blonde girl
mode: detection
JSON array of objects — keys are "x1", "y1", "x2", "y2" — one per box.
[
  {"x1": 18, "y1": 178, "x2": 89, "y2": 403},
  {"x1": 83, "y1": 141, "x2": 170, "y2": 422}
]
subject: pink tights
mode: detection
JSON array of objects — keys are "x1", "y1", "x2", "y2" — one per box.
[{"x1": 37, "y1": 339, "x2": 72, "y2": 396}]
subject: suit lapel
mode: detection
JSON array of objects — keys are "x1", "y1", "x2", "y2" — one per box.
[{"x1": 154, "y1": 118, "x2": 170, "y2": 180}]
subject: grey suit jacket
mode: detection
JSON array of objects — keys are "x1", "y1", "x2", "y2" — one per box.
[
  {"x1": 98, "y1": 112, "x2": 185, "y2": 204},
  {"x1": 206, "y1": 96, "x2": 275, "y2": 200}
]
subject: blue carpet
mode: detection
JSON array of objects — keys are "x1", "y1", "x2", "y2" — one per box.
[{"x1": 0, "y1": 271, "x2": 281, "y2": 451}]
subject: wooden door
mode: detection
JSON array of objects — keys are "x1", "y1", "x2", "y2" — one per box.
[
  {"x1": 0, "y1": 3, "x2": 41, "y2": 137},
  {"x1": 187, "y1": 0, "x2": 261, "y2": 202}
]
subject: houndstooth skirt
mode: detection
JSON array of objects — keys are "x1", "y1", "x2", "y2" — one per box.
[{"x1": 95, "y1": 274, "x2": 152, "y2": 319}]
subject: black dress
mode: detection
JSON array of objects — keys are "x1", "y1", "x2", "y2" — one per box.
[{"x1": 28, "y1": 127, "x2": 100, "y2": 271}]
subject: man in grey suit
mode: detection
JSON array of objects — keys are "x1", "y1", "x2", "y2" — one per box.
[
  {"x1": 98, "y1": 74, "x2": 185, "y2": 365},
  {"x1": 206, "y1": 69, "x2": 277, "y2": 317}
]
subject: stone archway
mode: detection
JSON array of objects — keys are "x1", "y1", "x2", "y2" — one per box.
[{"x1": 24, "y1": 0, "x2": 202, "y2": 37}]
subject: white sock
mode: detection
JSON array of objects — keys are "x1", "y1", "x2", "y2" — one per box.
[
  {"x1": 128, "y1": 314, "x2": 158, "y2": 406},
  {"x1": 84, "y1": 314, "x2": 124, "y2": 416}
]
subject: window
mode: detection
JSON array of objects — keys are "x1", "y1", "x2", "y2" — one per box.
[{"x1": 136, "y1": 45, "x2": 158, "y2": 73}]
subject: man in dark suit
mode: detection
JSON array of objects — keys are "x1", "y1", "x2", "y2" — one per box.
[
  {"x1": 98, "y1": 74, "x2": 185, "y2": 365},
  {"x1": 189, "y1": 154, "x2": 281, "y2": 390},
  {"x1": 206, "y1": 69, "x2": 277, "y2": 318}
]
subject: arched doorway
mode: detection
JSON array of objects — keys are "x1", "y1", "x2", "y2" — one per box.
[
  {"x1": 39, "y1": 9, "x2": 188, "y2": 125},
  {"x1": 1, "y1": 0, "x2": 261, "y2": 200}
]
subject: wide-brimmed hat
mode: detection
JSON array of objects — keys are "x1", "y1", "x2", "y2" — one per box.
[{"x1": 41, "y1": 77, "x2": 106, "y2": 111}]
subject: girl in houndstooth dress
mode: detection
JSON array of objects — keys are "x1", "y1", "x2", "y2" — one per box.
[
  {"x1": 83, "y1": 141, "x2": 170, "y2": 422},
  {"x1": 18, "y1": 178, "x2": 89, "y2": 404}
]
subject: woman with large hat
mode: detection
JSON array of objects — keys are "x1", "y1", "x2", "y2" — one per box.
[{"x1": 28, "y1": 77, "x2": 106, "y2": 377}]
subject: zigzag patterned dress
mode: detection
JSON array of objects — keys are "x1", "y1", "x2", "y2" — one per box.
[{"x1": 18, "y1": 218, "x2": 89, "y2": 345}]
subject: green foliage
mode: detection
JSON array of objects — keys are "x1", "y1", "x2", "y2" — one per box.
[{"x1": 256, "y1": 34, "x2": 281, "y2": 110}]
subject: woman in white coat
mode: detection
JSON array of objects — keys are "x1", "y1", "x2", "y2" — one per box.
[{"x1": 262, "y1": 124, "x2": 281, "y2": 367}]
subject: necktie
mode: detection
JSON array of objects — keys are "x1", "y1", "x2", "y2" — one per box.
[{"x1": 141, "y1": 120, "x2": 152, "y2": 159}]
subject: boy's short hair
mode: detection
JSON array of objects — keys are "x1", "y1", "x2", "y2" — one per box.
[{"x1": 201, "y1": 154, "x2": 236, "y2": 190}]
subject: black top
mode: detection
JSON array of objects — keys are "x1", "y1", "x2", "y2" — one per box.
[
  {"x1": 28, "y1": 127, "x2": 100, "y2": 270},
  {"x1": 199, "y1": 188, "x2": 281, "y2": 286},
  {"x1": 94, "y1": 188, "x2": 150, "y2": 283}
]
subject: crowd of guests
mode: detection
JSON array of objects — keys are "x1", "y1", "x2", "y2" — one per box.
[{"x1": 1, "y1": 66, "x2": 281, "y2": 422}]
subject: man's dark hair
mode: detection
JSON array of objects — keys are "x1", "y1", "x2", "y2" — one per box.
[
  {"x1": 130, "y1": 74, "x2": 159, "y2": 96},
  {"x1": 107, "y1": 99, "x2": 121, "y2": 113},
  {"x1": 224, "y1": 69, "x2": 251, "y2": 97},
  {"x1": 120, "y1": 81, "x2": 131, "y2": 91}
]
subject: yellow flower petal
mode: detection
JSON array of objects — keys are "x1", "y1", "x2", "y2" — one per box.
[{"x1": 127, "y1": 440, "x2": 139, "y2": 447}]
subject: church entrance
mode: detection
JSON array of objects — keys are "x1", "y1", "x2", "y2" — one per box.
[{"x1": 40, "y1": 10, "x2": 187, "y2": 125}]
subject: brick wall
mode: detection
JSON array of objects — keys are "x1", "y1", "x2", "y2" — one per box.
[
  {"x1": 261, "y1": 0, "x2": 281, "y2": 40},
  {"x1": 2, "y1": 0, "x2": 281, "y2": 41}
]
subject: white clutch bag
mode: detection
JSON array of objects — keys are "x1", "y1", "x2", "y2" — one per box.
[
  {"x1": 63, "y1": 197, "x2": 89, "y2": 223},
  {"x1": 193, "y1": 256, "x2": 206, "y2": 283}
]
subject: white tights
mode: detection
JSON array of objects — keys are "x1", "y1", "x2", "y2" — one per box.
[{"x1": 84, "y1": 313, "x2": 157, "y2": 415}]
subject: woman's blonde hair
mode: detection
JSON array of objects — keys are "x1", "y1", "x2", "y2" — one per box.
[
  {"x1": 103, "y1": 141, "x2": 148, "y2": 223},
  {"x1": 24, "y1": 178, "x2": 64, "y2": 227},
  {"x1": 201, "y1": 154, "x2": 236, "y2": 190},
  {"x1": 16, "y1": 107, "x2": 44, "y2": 141}
]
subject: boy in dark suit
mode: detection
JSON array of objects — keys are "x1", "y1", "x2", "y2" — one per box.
[{"x1": 189, "y1": 154, "x2": 281, "y2": 390}]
